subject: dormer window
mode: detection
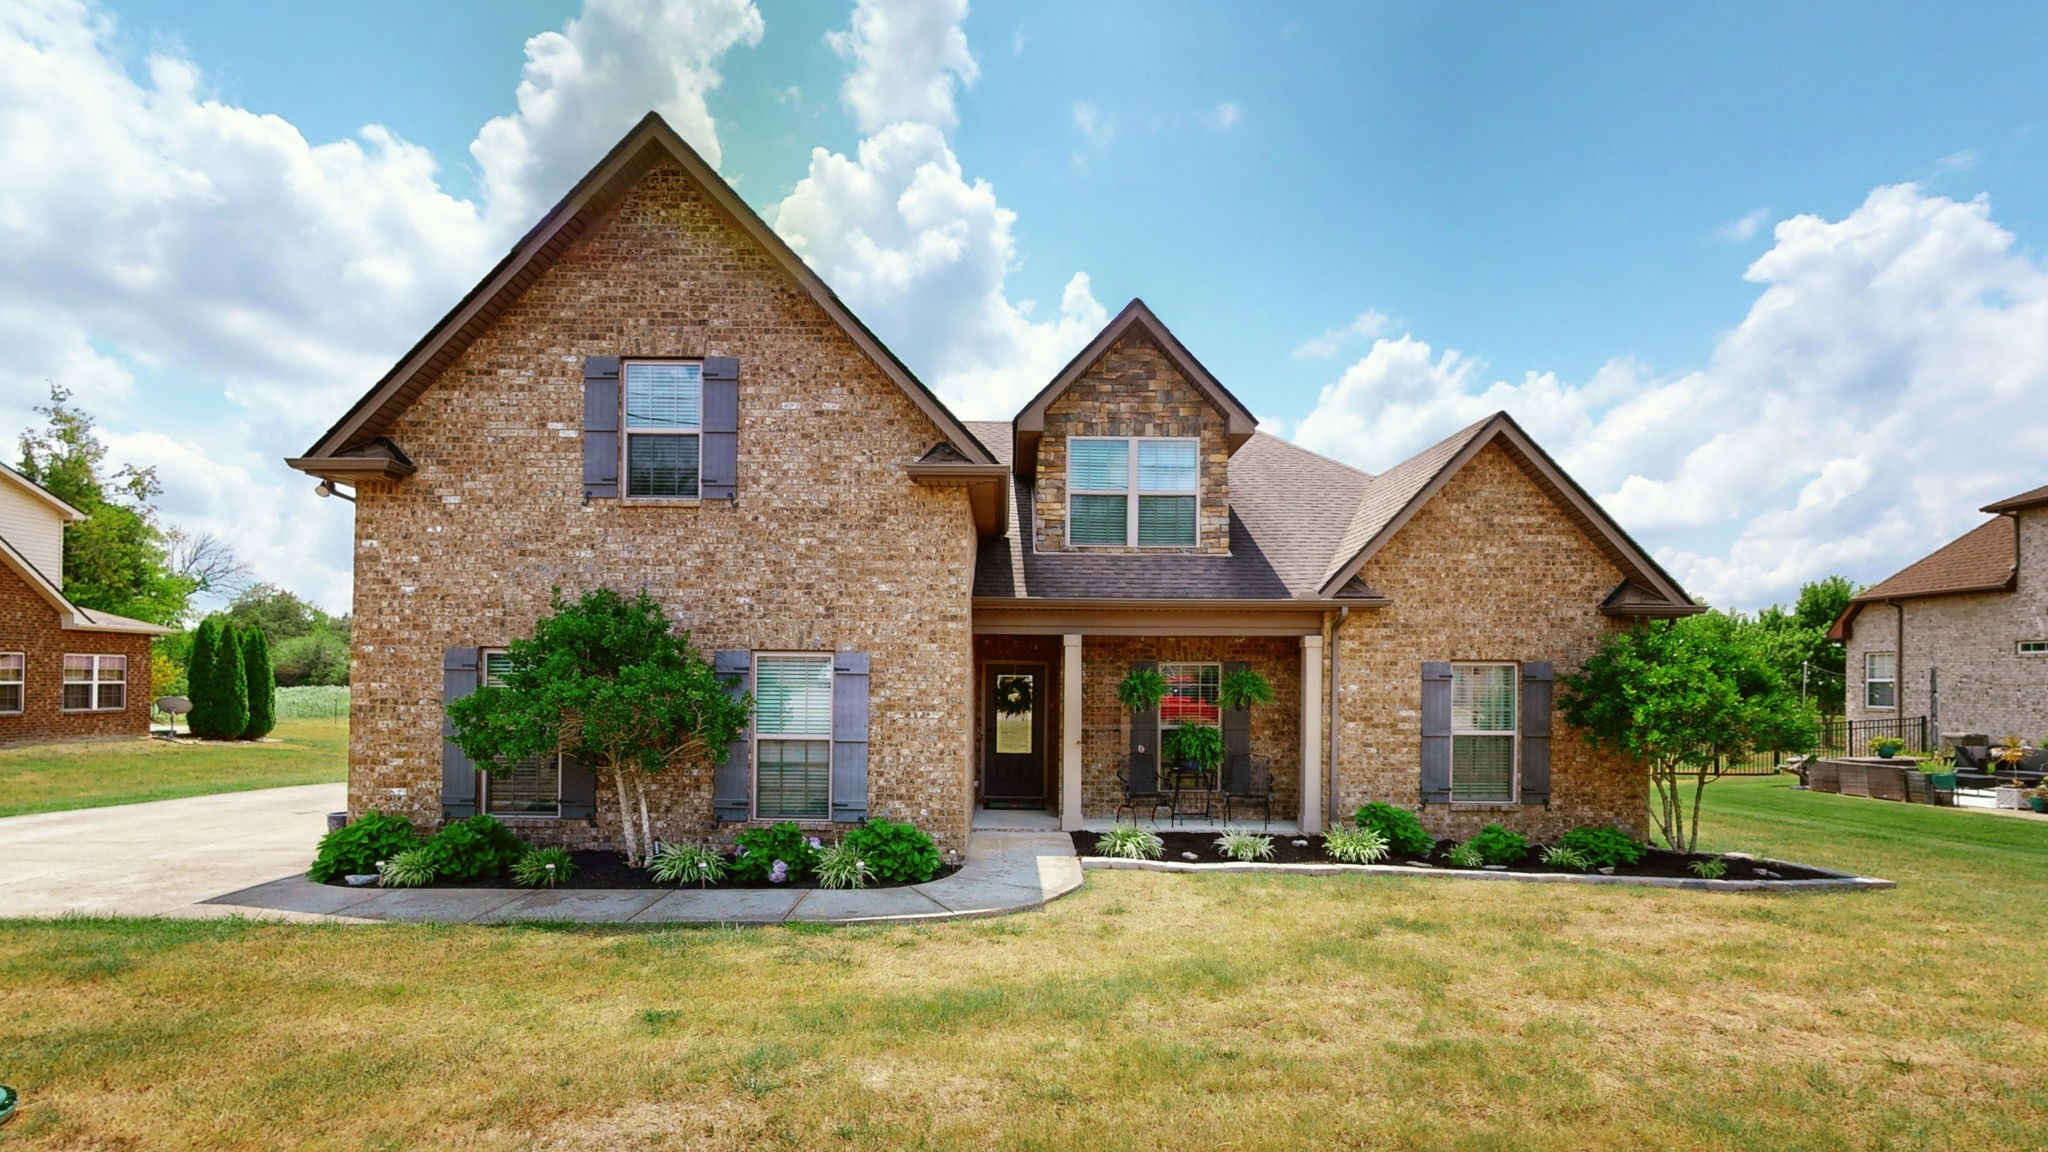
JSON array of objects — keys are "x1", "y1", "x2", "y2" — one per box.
[{"x1": 1068, "y1": 436, "x2": 1198, "y2": 547}]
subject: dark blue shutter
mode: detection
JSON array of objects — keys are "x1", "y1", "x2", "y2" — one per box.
[
  {"x1": 559, "y1": 754, "x2": 596, "y2": 820},
  {"x1": 701, "y1": 356, "x2": 739, "y2": 501},
  {"x1": 1129, "y1": 661, "x2": 1159, "y2": 783},
  {"x1": 441, "y1": 647, "x2": 480, "y2": 818},
  {"x1": 1520, "y1": 662, "x2": 1554, "y2": 806},
  {"x1": 1420, "y1": 661, "x2": 1452, "y2": 805},
  {"x1": 1222, "y1": 660, "x2": 1252, "y2": 793},
  {"x1": 712, "y1": 650, "x2": 751, "y2": 822},
  {"x1": 831, "y1": 651, "x2": 870, "y2": 823},
  {"x1": 583, "y1": 356, "x2": 621, "y2": 498}
]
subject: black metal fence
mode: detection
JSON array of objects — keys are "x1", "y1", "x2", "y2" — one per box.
[{"x1": 1689, "y1": 715, "x2": 1931, "y2": 776}]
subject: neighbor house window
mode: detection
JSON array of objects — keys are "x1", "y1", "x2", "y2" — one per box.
[
  {"x1": 62, "y1": 654, "x2": 126, "y2": 712},
  {"x1": 480, "y1": 650, "x2": 560, "y2": 817},
  {"x1": 1067, "y1": 436, "x2": 1198, "y2": 547},
  {"x1": 1864, "y1": 651, "x2": 1896, "y2": 709},
  {"x1": 753, "y1": 654, "x2": 832, "y2": 820},
  {"x1": 0, "y1": 653, "x2": 22, "y2": 714},
  {"x1": 1159, "y1": 662, "x2": 1222, "y2": 735},
  {"x1": 624, "y1": 360, "x2": 701, "y2": 498},
  {"x1": 1451, "y1": 663, "x2": 1516, "y2": 802},
  {"x1": 2019, "y1": 640, "x2": 2048, "y2": 656}
]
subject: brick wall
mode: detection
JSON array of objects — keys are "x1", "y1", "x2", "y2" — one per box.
[
  {"x1": 0, "y1": 560, "x2": 153, "y2": 745},
  {"x1": 1844, "y1": 507, "x2": 2048, "y2": 742},
  {"x1": 1334, "y1": 442, "x2": 1645, "y2": 841},
  {"x1": 347, "y1": 161, "x2": 979, "y2": 854},
  {"x1": 1032, "y1": 331, "x2": 1231, "y2": 555}
]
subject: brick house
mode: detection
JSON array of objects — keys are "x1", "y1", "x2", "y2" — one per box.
[
  {"x1": 0, "y1": 461, "x2": 171, "y2": 745},
  {"x1": 1831, "y1": 483, "x2": 2048, "y2": 744},
  {"x1": 287, "y1": 114, "x2": 1697, "y2": 854}
]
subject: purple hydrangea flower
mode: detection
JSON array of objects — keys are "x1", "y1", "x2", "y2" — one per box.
[
  {"x1": 768, "y1": 859, "x2": 789, "y2": 883},
  {"x1": 807, "y1": 837, "x2": 822, "y2": 850}
]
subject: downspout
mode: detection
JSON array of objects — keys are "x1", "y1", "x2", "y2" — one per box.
[
  {"x1": 1327, "y1": 607, "x2": 1348, "y2": 827},
  {"x1": 1893, "y1": 598, "x2": 1905, "y2": 726}
]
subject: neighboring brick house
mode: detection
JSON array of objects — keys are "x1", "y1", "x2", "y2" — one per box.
[
  {"x1": 1831, "y1": 484, "x2": 2048, "y2": 744},
  {"x1": 0, "y1": 462, "x2": 171, "y2": 745},
  {"x1": 289, "y1": 114, "x2": 1697, "y2": 853}
]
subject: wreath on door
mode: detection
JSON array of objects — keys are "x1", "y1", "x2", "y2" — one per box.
[{"x1": 994, "y1": 675, "x2": 1035, "y2": 717}]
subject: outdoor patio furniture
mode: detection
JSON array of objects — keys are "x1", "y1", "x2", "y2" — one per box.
[
  {"x1": 1116, "y1": 754, "x2": 1173, "y2": 825},
  {"x1": 1222, "y1": 754, "x2": 1274, "y2": 829},
  {"x1": 1165, "y1": 763, "x2": 1217, "y2": 824}
]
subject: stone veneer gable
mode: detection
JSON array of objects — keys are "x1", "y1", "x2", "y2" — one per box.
[
  {"x1": 346, "y1": 161, "x2": 979, "y2": 853},
  {"x1": 1032, "y1": 331, "x2": 1232, "y2": 555}
]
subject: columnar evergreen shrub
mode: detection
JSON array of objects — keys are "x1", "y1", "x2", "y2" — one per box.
[
  {"x1": 241, "y1": 626, "x2": 276, "y2": 740},
  {"x1": 186, "y1": 618, "x2": 249, "y2": 740},
  {"x1": 184, "y1": 618, "x2": 221, "y2": 736}
]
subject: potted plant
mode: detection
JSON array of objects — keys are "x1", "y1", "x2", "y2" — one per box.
[
  {"x1": 1219, "y1": 666, "x2": 1275, "y2": 714},
  {"x1": 2029, "y1": 781, "x2": 2048, "y2": 815},
  {"x1": 1868, "y1": 735, "x2": 1906, "y2": 759},
  {"x1": 1993, "y1": 737, "x2": 2030, "y2": 808},
  {"x1": 1162, "y1": 723, "x2": 1226, "y2": 777}
]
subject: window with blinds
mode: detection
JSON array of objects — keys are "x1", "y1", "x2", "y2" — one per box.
[
  {"x1": 1451, "y1": 663, "x2": 1516, "y2": 801},
  {"x1": 481, "y1": 651, "x2": 560, "y2": 816},
  {"x1": 624, "y1": 361, "x2": 702, "y2": 498},
  {"x1": 1067, "y1": 436, "x2": 1198, "y2": 547},
  {"x1": 61, "y1": 654, "x2": 125, "y2": 711},
  {"x1": 0, "y1": 653, "x2": 21, "y2": 714},
  {"x1": 1159, "y1": 662, "x2": 1221, "y2": 730},
  {"x1": 753, "y1": 654, "x2": 833, "y2": 819}
]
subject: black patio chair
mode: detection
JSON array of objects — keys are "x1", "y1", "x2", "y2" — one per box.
[
  {"x1": 1221, "y1": 754, "x2": 1274, "y2": 830},
  {"x1": 1116, "y1": 753, "x2": 1173, "y2": 825}
]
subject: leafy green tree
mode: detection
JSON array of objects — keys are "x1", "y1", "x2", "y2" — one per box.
[
  {"x1": 16, "y1": 386, "x2": 196, "y2": 625},
  {"x1": 1793, "y1": 575, "x2": 1858, "y2": 717},
  {"x1": 446, "y1": 588, "x2": 753, "y2": 867},
  {"x1": 222, "y1": 583, "x2": 320, "y2": 642},
  {"x1": 272, "y1": 630, "x2": 351, "y2": 686},
  {"x1": 1559, "y1": 614, "x2": 1818, "y2": 852},
  {"x1": 187, "y1": 619, "x2": 250, "y2": 740},
  {"x1": 241, "y1": 627, "x2": 276, "y2": 739}
]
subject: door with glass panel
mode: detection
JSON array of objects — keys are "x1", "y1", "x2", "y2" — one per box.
[{"x1": 983, "y1": 664, "x2": 1047, "y2": 807}]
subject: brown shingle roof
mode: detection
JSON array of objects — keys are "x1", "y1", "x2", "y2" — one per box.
[
  {"x1": 1984, "y1": 482, "x2": 2048, "y2": 514},
  {"x1": 1851, "y1": 516, "x2": 2015, "y2": 603}
]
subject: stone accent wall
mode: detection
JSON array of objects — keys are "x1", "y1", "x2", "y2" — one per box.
[
  {"x1": 1333, "y1": 442, "x2": 1645, "y2": 841},
  {"x1": 1079, "y1": 635, "x2": 1301, "y2": 820},
  {"x1": 0, "y1": 561, "x2": 153, "y2": 745},
  {"x1": 1844, "y1": 507, "x2": 2048, "y2": 742},
  {"x1": 1032, "y1": 331, "x2": 1231, "y2": 555},
  {"x1": 347, "y1": 161, "x2": 979, "y2": 854}
]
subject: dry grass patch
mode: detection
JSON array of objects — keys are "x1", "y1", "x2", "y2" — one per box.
[{"x1": 1, "y1": 777, "x2": 2046, "y2": 1148}]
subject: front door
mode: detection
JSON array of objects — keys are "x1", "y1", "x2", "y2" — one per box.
[{"x1": 983, "y1": 663, "x2": 1047, "y2": 807}]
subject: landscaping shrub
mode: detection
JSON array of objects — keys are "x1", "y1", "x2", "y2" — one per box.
[
  {"x1": 240, "y1": 627, "x2": 276, "y2": 740},
  {"x1": 1354, "y1": 802, "x2": 1436, "y2": 856},
  {"x1": 308, "y1": 811, "x2": 418, "y2": 882},
  {"x1": 730, "y1": 822, "x2": 822, "y2": 883},
  {"x1": 1540, "y1": 845, "x2": 1592, "y2": 872},
  {"x1": 512, "y1": 847, "x2": 577, "y2": 888},
  {"x1": 186, "y1": 618, "x2": 251, "y2": 740},
  {"x1": 1556, "y1": 826, "x2": 1647, "y2": 870},
  {"x1": 1213, "y1": 830, "x2": 1275, "y2": 862},
  {"x1": 378, "y1": 847, "x2": 437, "y2": 888},
  {"x1": 421, "y1": 814, "x2": 527, "y2": 881},
  {"x1": 648, "y1": 842, "x2": 727, "y2": 887},
  {"x1": 814, "y1": 841, "x2": 874, "y2": 889},
  {"x1": 844, "y1": 817, "x2": 942, "y2": 884},
  {"x1": 1689, "y1": 857, "x2": 1729, "y2": 880},
  {"x1": 1323, "y1": 826, "x2": 1390, "y2": 864},
  {"x1": 1465, "y1": 823, "x2": 1529, "y2": 866},
  {"x1": 1094, "y1": 825, "x2": 1163, "y2": 860}
]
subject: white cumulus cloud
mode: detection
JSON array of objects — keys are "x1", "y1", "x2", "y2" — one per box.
[
  {"x1": 828, "y1": 0, "x2": 977, "y2": 134},
  {"x1": 1292, "y1": 309, "x2": 1395, "y2": 359}
]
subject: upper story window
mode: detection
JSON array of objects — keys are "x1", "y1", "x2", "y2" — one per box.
[
  {"x1": 62, "y1": 654, "x2": 126, "y2": 712},
  {"x1": 1451, "y1": 663, "x2": 1517, "y2": 802},
  {"x1": 0, "y1": 653, "x2": 22, "y2": 714},
  {"x1": 624, "y1": 361, "x2": 701, "y2": 499},
  {"x1": 1068, "y1": 436, "x2": 1198, "y2": 547},
  {"x1": 1864, "y1": 651, "x2": 1896, "y2": 709}
]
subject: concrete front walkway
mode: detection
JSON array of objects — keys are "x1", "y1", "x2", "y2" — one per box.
[
  {"x1": 207, "y1": 830, "x2": 1083, "y2": 925},
  {"x1": 0, "y1": 782, "x2": 346, "y2": 919}
]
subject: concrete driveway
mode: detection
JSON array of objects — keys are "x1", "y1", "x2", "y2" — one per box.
[{"x1": 0, "y1": 783, "x2": 344, "y2": 919}]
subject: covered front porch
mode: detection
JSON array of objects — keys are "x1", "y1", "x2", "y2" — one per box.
[{"x1": 971, "y1": 604, "x2": 1329, "y2": 835}]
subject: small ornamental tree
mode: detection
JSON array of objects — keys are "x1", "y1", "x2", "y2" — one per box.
[
  {"x1": 1559, "y1": 613, "x2": 1817, "y2": 853},
  {"x1": 241, "y1": 626, "x2": 276, "y2": 740},
  {"x1": 446, "y1": 588, "x2": 751, "y2": 867}
]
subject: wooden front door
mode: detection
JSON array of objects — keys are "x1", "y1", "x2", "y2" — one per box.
[{"x1": 983, "y1": 663, "x2": 1048, "y2": 807}]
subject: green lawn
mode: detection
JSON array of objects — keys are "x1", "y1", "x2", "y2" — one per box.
[
  {"x1": 0, "y1": 717, "x2": 346, "y2": 817},
  {"x1": 0, "y1": 776, "x2": 2044, "y2": 1149}
]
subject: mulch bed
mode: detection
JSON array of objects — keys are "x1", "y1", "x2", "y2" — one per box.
[
  {"x1": 1070, "y1": 830, "x2": 1836, "y2": 881},
  {"x1": 326, "y1": 850, "x2": 960, "y2": 891}
]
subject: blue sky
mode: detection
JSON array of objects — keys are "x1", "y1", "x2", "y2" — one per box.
[{"x1": 7, "y1": 0, "x2": 2048, "y2": 613}]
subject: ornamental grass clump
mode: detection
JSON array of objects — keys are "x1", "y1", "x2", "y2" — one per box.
[
  {"x1": 1444, "y1": 842, "x2": 1484, "y2": 869},
  {"x1": 1213, "y1": 831, "x2": 1275, "y2": 862},
  {"x1": 648, "y1": 842, "x2": 726, "y2": 887},
  {"x1": 1095, "y1": 825, "x2": 1164, "y2": 860},
  {"x1": 378, "y1": 847, "x2": 436, "y2": 888},
  {"x1": 814, "y1": 841, "x2": 874, "y2": 890},
  {"x1": 1540, "y1": 845, "x2": 1593, "y2": 872},
  {"x1": 1689, "y1": 857, "x2": 1729, "y2": 880},
  {"x1": 1323, "y1": 825, "x2": 1390, "y2": 864},
  {"x1": 512, "y1": 847, "x2": 577, "y2": 888}
]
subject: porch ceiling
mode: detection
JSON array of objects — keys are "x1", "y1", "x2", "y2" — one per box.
[{"x1": 972, "y1": 596, "x2": 1369, "y2": 636}]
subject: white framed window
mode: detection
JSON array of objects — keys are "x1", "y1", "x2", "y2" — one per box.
[
  {"x1": 0, "y1": 653, "x2": 22, "y2": 714},
  {"x1": 1451, "y1": 663, "x2": 1516, "y2": 802},
  {"x1": 1158, "y1": 662, "x2": 1222, "y2": 735},
  {"x1": 752, "y1": 653, "x2": 833, "y2": 820},
  {"x1": 1864, "y1": 651, "x2": 1896, "y2": 709},
  {"x1": 62, "y1": 654, "x2": 126, "y2": 712},
  {"x1": 2019, "y1": 640, "x2": 2048, "y2": 656},
  {"x1": 1067, "y1": 436, "x2": 1199, "y2": 547},
  {"x1": 480, "y1": 650, "x2": 561, "y2": 817},
  {"x1": 623, "y1": 360, "x2": 702, "y2": 499}
]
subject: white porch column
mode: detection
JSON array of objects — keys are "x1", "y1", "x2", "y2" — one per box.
[
  {"x1": 1061, "y1": 633, "x2": 1084, "y2": 831},
  {"x1": 1300, "y1": 634, "x2": 1325, "y2": 834}
]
